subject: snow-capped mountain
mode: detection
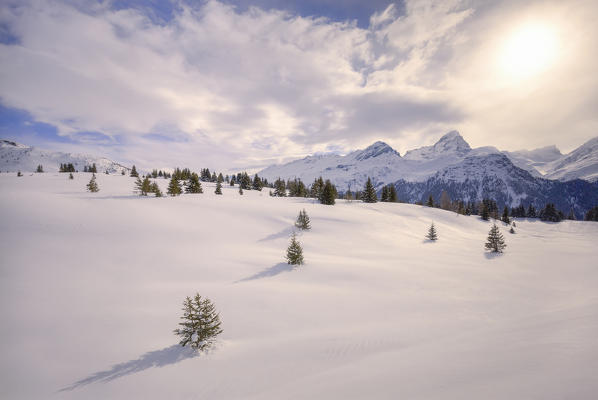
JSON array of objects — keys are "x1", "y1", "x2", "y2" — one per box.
[
  {"x1": 502, "y1": 146, "x2": 563, "y2": 178},
  {"x1": 259, "y1": 131, "x2": 598, "y2": 216},
  {"x1": 0, "y1": 139, "x2": 130, "y2": 174},
  {"x1": 543, "y1": 137, "x2": 598, "y2": 182},
  {"x1": 393, "y1": 153, "x2": 598, "y2": 218},
  {"x1": 260, "y1": 131, "x2": 483, "y2": 189}
]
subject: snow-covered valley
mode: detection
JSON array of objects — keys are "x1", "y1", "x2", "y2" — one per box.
[{"x1": 1, "y1": 173, "x2": 597, "y2": 399}]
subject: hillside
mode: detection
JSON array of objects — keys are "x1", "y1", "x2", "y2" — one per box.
[
  {"x1": 1, "y1": 173, "x2": 597, "y2": 399},
  {"x1": 0, "y1": 139, "x2": 130, "y2": 174}
]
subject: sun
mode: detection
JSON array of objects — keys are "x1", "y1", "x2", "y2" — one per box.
[{"x1": 499, "y1": 22, "x2": 558, "y2": 79}]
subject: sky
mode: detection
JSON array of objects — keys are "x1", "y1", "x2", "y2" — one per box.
[{"x1": 1, "y1": 0, "x2": 597, "y2": 172}]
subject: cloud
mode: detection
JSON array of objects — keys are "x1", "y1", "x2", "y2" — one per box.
[{"x1": 0, "y1": 0, "x2": 596, "y2": 171}]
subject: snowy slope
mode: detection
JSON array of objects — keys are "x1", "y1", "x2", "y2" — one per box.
[
  {"x1": 0, "y1": 139, "x2": 130, "y2": 174},
  {"x1": 544, "y1": 137, "x2": 598, "y2": 182},
  {"x1": 1, "y1": 173, "x2": 597, "y2": 400}
]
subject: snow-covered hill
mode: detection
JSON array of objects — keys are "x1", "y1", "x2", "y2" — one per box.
[
  {"x1": 0, "y1": 139, "x2": 130, "y2": 174},
  {"x1": 1, "y1": 173, "x2": 597, "y2": 399}
]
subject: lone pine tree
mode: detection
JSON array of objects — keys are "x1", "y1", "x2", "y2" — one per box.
[
  {"x1": 485, "y1": 224, "x2": 506, "y2": 253},
  {"x1": 215, "y1": 181, "x2": 223, "y2": 195},
  {"x1": 130, "y1": 165, "x2": 139, "y2": 177},
  {"x1": 426, "y1": 195, "x2": 434, "y2": 207},
  {"x1": 173, "y1": 293, "x2": 223, "y2": 351},
  {"x1": 86, "y1": 174, "x2": 99, "y2": 192},
  {"x1": 135, "y1": 176, "x2": 152, "y2": 196},
  {"x1": 426, "y1": 223, "x2": 438, "y2": 241},
  {"x1": 295, "y1": 209, "x2": 311, "y2": 230},
  {"x1": 69, "y1": 172, "x2": 73, "y2": 180},
  {"x1": 286, "y1": 232, "x2": 304, "y2": 265}
]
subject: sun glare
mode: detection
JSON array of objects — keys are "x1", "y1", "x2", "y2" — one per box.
[{"x1": 499, "y1": 23, "x2": 558, "y2": 79}]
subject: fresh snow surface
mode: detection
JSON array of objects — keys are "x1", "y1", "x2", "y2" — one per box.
[{"x1": 1, "y1": 173, "x2": 597, "y2": 400}]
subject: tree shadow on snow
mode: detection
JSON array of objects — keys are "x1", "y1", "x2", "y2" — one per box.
[
  {"x1": 484, "y1": 252, "x2": 504, "y2": 259},
  {"x1": 59, "y1": 344, "x2": 197, "y2": 391},
  {"x1": 258, "y1": 226, "x2": 295, "y2": 242},
  {"x1": 236, "y1": 262, "x2": 294, "y2": 283}
]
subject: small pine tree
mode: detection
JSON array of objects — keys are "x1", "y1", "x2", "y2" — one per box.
[
  {"x1": 426, "y1": 223, "x2": 438, "y2": 241},
  {"x1": 167, "y1": 176, "x2": 182, "y2": 196},
  {"x1": 286, "y1": 232, "x2": 304, "y2": 265},
  {"x1": 363, "y1": 177, "x2": 377, "y2": 203},
  {"x1": 185, "y1": 173, "x2": 203, "y2": 194},
  {"x1": 150, "y1": 182, "x2": 163, "y2": 197},
  {"x1": 135, "y1": 176, "x2": 152, "y2": 196},
  {"x1": 481, "y1": 203, "x2": 490, "y2": 221},
  {"x1": 485, "y1": 224, "x2": 506, "y2": 253},
  {"x1": 426, "y1": 195, "x2": 434, "y2": 207},
  {"x1": 17, "y1": 171, "x2": 22, "y2": 177},
  {"x1": 215, "y1": 181, "x2": 222, "y2": 195},
  {"x1": 501, "y1": 206, "x2": 510, "y2": 224},
  {"x1": 36, "y1": 165, "x2": 44, "y2": 173},
  {"x1": 295, "y1": 209, "x2": 311, "y2": 230},
  {"x1": 238, "y1": 186, "x2": 243, "y2": 195},
  {"x1": 509, "y1": 226, "x2": 515, "y2": 234},
  {"x1": 86, "y1": 174, "x2": 99, "y2": 192},
  {"x1": 130, "y1": 165, "x2": 139, "y2": 177},
  {"x1": 69, "y1": 172, "x2": 73, "y2": 180},
  {"x1": 319, "y1": 180, "x2": 336, "y2": 205},
  {"x1": 121, "y1": 170, "x2": 125, "y2": 175},
  {"x1": 173, "y1": 293, "x2": 223, "y2": 351}
]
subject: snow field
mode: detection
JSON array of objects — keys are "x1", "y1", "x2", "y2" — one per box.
[{"x1": 0, "y1": 172, "x2": 597, "y2": 399}]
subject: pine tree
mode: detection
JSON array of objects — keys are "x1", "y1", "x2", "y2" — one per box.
[
  {"x1": 215, "y1": 181, "x2": 223, "y2": 195},
  {"x1": 426, "y1": 223, "x2": 438, "y2": 241},
  {"x1": 481, "y1": 202, "x2": 490, "y2": 220},
  {"x1": 185, "y1": 173, "x2": 203, "y2": 194},
  {"x1": 509, "y1": 226, "x2": 515, "y2": 234},
  {"x1": 485, "y1": 224, "x2": 506, "y2": 253},
  {"x1": 585, "y1": 206, "x2": 598, "y2": 221},
  {"x1": 295, "y1": 209, "x2": 311, "y2": 230},
  {"x1": 363, "y1": 177, "x2": 377, "y2": 203},
  {"x1": 527, "y1": 204, "x2": 537, "y2": 218},
  {"x1": 286, "y1": 232, "x2": 304, "y2": 265},
  {"x1": 426, "y1": 195, "x2": 434, "y2": 207},
  {"x1": 252, "y1": 174, "x2": 262, "y2": 191},
  {"x1": 69, "y1": 172, "x2": 73, "y2": 180},
  {"x1": 121, "y1": 170, "x2": 125, "y2": 175},
  {"x1": 130, "y1": 165, "x2": 138, "y2": 177},
  {"x1": 274, "y1": 178, "x2": 286, "y2": 197},
  {"x1": 17, "y1": 171, "x2": 22, "y2": 177},
  {"x1": 319, "y1": 180, "x2": 337, "y2": 205},
  {"x1": 238, "y1": 186, "x2": 243, "y2": 195},
  {"x1": 135, "y1": 176, "x2": 153, "y2": 196},
  {"x1": 388, "y1": 185, "x2": 398, "y2": 202},
  {"x1": 167, "y1": 176, "x2": 182, "y2": 196},
  {"x1": 501, "y1": 206, "x2": 510, "y2": 224},
  {"x1": 36, "y1": 164, "x2": 44, "y2": 173},
  {"x1": 380, "y1": 186, "x2": 389, "y2": 202},
  {"x1": 150, "y1": 182, "x2": 163, "y2": 197},
  {"x1": 173, "y1": 293, "x2": 223, "y2": 351},
  {"x1": 86, "y1": 174, "x2": 99, "y2": 192}
]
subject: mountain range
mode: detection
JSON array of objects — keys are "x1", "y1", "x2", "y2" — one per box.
[
  {"x1": 0, "y1": 139, "x2": 129, "y2": 174},
  {"x1": 260, "y1": 131, "x2": 598, "y2": 217}
]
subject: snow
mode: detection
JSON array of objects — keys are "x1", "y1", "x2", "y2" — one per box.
[
  {"x1": 0, "y1": 139, "x2": 129, "y2": 174},
  {"x1": 259, "y1": 132, "x2": 598, "y2": 189},
  {"x1": 1, "y1": 173, "x2": 597, "y2": 399}
]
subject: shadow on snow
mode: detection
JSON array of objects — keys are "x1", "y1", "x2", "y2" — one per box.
[
  {"x1": 236, "y1": 262, "x2": 294, "y2": 283},
  {"x1": 60, "y1": 344, "x2": 197, "y2": 391}
]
